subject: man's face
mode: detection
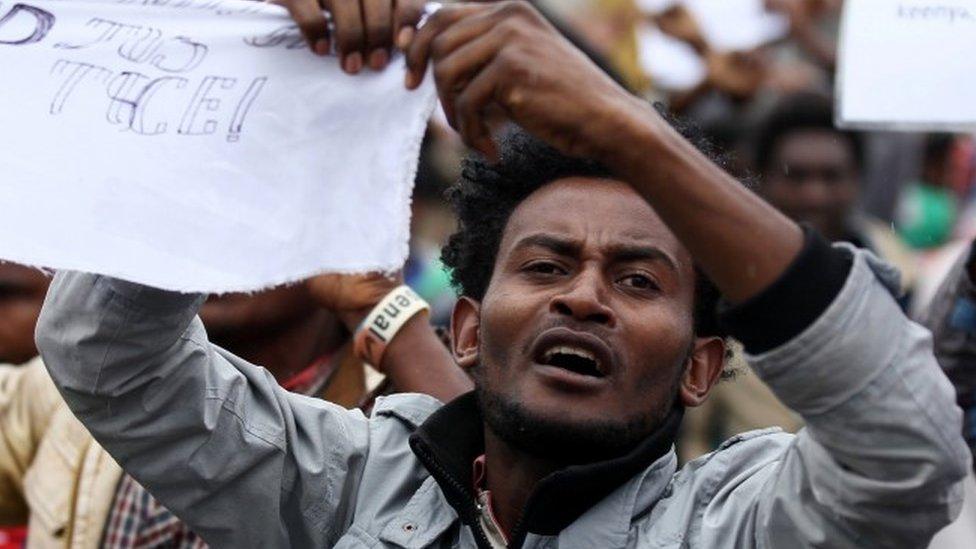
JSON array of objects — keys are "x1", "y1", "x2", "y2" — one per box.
[
  {"x1": 466, "y1": 178, "x2": 699, "y2": 462},
  {"x1": 0, "y1": 263, "x2": 50, "y2": 365},
  {"x1": 762, "y1": 129, "x2": 859, "y2": 242}
]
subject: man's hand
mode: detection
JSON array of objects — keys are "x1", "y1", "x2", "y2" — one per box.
[
  {"x1": 404, "y1": 1, "x2": 639, "y2": 163},
  {"x1": 764, "y1": 0, "x2": 809, "y2": 24},
  {"x1": 705, "y1": 50, "x2": 767, "y2": 100},
  {"x1": 654, "y1": 5, "x2": 707, "y2": 54},
  {"x1": 281, "y1": 0, "x2": 426, "y2": 73},
  {"x1": 306, "y1": 272, "x2": 402, "y2": 331}
]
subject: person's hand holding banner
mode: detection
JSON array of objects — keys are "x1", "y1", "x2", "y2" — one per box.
[
  {"x1": 274, "y1": 0, "x2": 426, "y2": 72},
  {"x1": 404, "y1": 2, "x2": 639, "y2": 163}
]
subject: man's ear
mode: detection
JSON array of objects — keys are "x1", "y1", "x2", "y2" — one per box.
[
  {"x1": 450, "y1": 296, "x2": 481, "y2": 369},
  {"x1": 679, "y1": 336, "x2": 726, "y2": 407}
]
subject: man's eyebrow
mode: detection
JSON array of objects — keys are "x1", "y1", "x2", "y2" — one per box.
[
  {"x1": 607, "y1": 244, "x2": 679, "y2": 272},
  {"x1": 511, "y1": 234, "x2": 580, "y2": 257}
]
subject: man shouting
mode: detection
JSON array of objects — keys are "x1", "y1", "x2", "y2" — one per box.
[{"x1": 35, "y1": 2, "x2": 969, "y2": 547}]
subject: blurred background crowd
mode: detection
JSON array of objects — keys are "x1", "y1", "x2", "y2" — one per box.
[{"x1": 3, "y1": 0, "x2": 976, "y2": 547}]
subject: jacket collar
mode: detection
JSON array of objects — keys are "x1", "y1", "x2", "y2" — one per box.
[{"x1": 408, "y1": 391, "x2": 683, "y2": 548}]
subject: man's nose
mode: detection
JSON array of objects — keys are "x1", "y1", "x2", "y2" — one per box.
[{"x1": 548, "y1": 270, "x2": 616, "y2": 327}]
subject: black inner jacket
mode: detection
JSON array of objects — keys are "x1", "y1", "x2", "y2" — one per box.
[{"x1": 409, "y1": 392, "x2": 684, "y2": 549}]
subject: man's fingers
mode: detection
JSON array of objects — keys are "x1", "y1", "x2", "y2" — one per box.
[
  {"x1": 329, "y1": 0, "x2": 366, "y2": 73},
  {"x1": 393, "y1": 0, "x2": 425, "y2": 49},
  {"x1": 405, "y1": 4, "x2": 483, "y2": 89},
  {"x1": 362, "y1": 0, "x2": 393, "y2": 69},
  {"x1": 431, "y1": 28, "x2": 503, "y2": 125},
  {"x1": 451, "y1": 61, "x2": 503, "y2": 161},
  {"x1": 287, "y1": 0, "x2": 331, "y2": 55}
]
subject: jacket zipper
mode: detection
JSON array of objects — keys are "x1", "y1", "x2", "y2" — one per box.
[{"x1": 413, "y1": 443, "x2": 497, "y2": 549}]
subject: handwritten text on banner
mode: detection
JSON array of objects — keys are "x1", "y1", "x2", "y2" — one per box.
[{"x1": 0, "y1": 0, "x2": 437, "y2": 292}]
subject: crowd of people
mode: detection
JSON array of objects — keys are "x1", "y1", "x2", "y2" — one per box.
[{"x1": 2, "y1": 0, "x2": 975, "y2": 547}]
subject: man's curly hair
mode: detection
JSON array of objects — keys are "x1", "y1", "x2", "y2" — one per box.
[{"x1": 441, "y1": 109, "x2": 735, "y2": 340}]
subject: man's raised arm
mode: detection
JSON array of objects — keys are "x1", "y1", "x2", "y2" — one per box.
[{"x1": 34, "y1": 272, "x2": 372, "y2": 547}]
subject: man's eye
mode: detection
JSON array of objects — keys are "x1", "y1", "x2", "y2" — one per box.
[
  {"x1": 620, "y1": 274, "x2": 658, "y2": 291},
  {"x1": 524, "y1": 262, "x2": 565, "y2": 276}
]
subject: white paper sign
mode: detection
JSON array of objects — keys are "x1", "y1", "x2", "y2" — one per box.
[
  {"x1": 0, "y1": 0, "x2": 437, "y2": 292},
  {"x1": 837, "y1": 0, "x2": 976, "y2": 131}
]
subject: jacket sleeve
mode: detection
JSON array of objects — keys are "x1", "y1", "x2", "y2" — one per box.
[
  {"x1": 35, "y1": 271, "x2": 371, "y2": 548},
  {"x1": 917, "y1": 243, "x2": 976, "y2": 467},
  {"x1": 0, "y1": 359, "x2": 61, "y2": 525},
  {"x1": 735, "y1": 246, "x2": 971, "y2": 548}
]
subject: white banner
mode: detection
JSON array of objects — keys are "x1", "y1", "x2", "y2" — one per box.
[
  {"x1": 0, "y1": 0, "x2": 436, "y2": 292},
  {"x1": 837, "y1": 0, "x2": 976, "y2": 131}
]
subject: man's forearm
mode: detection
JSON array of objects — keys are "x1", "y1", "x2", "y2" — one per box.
[
  {"x1": 604, "y1": 99, "x2": 804, "y2": 304},
  {"x1": 340, "y1": 304, "x2": 473, "y2": 403}
]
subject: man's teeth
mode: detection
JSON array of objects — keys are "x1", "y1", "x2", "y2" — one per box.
[{"x1": 543, "y1": 346, "x2": 597, "y2": 364}]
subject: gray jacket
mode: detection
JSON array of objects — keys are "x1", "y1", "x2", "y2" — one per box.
[{"x1": 36, "y1": 248, "x2": 970, "y2": 548}]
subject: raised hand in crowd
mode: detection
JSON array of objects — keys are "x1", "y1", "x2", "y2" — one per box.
[
  {"x1": 764, "y1": 0, "x2": 837, "y2": 69},
  {"x1": 653, "y1": 5, "x2": 707, "y2": 54},
  {"x1": 703, "y1": 49, "x2": 768, "y2": 100},
  {"x1": 276, "y1": 0, "x2": 427, "y2": 72}
]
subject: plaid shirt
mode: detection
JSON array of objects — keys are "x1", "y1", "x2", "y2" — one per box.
[{"x1": 101, "y1": 475, "x2": 207, "y2": 549}]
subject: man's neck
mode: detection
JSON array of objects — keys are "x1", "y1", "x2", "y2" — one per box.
[
  {"x1": 217, "y1": 310, "x2": 344, "y2": 383},
  {"x1": 482, "y1": 428, "x2": 561, "y2": 537}
]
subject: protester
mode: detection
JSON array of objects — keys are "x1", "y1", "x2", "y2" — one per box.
[
  {"x1": 0, "y1": 263, "x2": 49, "y2": 546},
  {"x1": 897, "y1": 134, "x2": 960, "y2": 251},
  {"x1": 0, "y1": 263, "x2": 49, "y2": 368},
  {"x1": 33, "y1": 3, "x2": 970, "y2": 548},
  {"x1": 0, "y1": 269, "x2": 469, "y2": 547},
  {"x1": 753, "y1": 91, "x2": 918, "y2": 297},
  {"x1": 919, "y1": 239, "x2": 976, "y2": 469}
]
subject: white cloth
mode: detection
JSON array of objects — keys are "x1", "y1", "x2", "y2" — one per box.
[{"x1": 0, "y1": 0, "x2": 436, "y2": 292}]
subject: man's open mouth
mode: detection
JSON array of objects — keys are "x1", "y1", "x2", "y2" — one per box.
[{"x1": 537, "y1": 343, "x2": 608, "y2": 378}]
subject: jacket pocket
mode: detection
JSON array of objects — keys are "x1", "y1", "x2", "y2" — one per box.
[{"x1": 23, "y1": 446, "x2": 72, "y2": 540}]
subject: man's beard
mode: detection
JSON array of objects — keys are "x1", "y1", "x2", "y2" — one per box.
[{"x1": 473, "y1": 365, "x2": 680, "y2": 466}]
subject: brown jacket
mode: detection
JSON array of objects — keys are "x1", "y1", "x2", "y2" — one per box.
[{"x1": 0, "y1": 357, "x2": 122, "y2": 548}]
